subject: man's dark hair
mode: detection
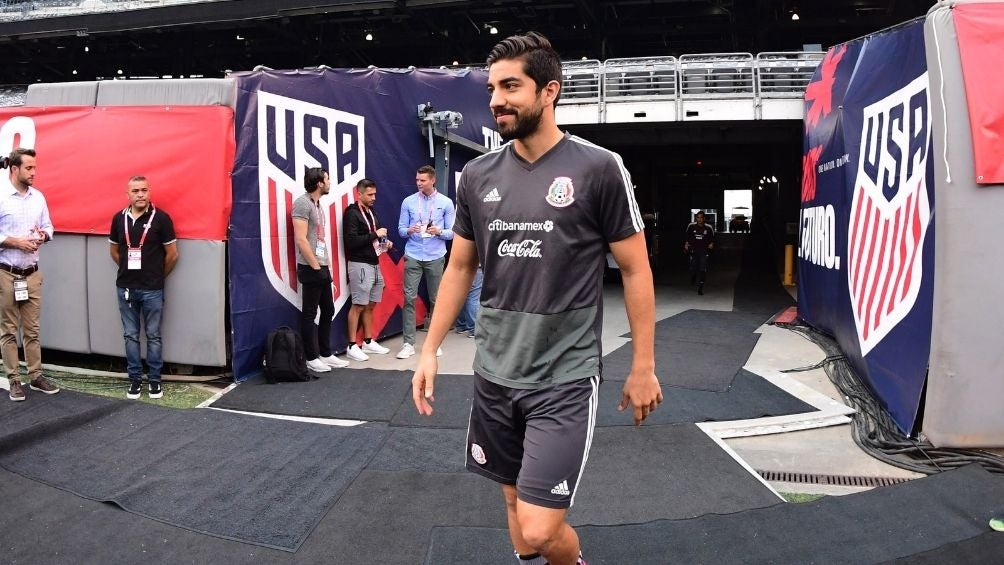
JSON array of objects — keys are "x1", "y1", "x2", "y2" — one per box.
[
  {"x1": 8, "y1": 148, "x2": 36, "y2": 168},
  {"x1": 129, "y1": 175, "x2": 147, "y2": 183},
  {"x1": 304, "y1": 167, "x2": 327, "y2": 192},
  {"x1": 695, "y1": 211, "x2": 705, "y2": 218},
  {"x1": 487, "y1": 31, "x2": 562, "y2": 108},
  {"x1": 356, "y1": 178, "x2": 376, "y2": 191},
  {"x1": 416, "y1": 165, "x2": 436, "y2": 178}
]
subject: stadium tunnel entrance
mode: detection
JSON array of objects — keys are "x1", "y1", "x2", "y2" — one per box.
[{"x1": 565, "y1": 119, "x2": 804, "y2": 284}]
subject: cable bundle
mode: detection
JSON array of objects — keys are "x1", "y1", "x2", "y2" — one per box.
[{"x1": 776, "y1": 320, "x2": 1004, "y2": 476}]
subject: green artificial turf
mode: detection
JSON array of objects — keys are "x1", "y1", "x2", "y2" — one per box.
[
  {"x1": 39, "y1": 371, "x2": 218, "y2": 409},
  {"x1": 781, "y1": 492, "x2": 826, "y2": 504}
]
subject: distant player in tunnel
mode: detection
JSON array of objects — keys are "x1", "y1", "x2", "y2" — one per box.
[{"x1": 685, "y1": 210, "x2": 715, "y2": 295}]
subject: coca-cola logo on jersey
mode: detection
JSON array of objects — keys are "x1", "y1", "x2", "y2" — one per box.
[{"x1": 497, "y1": 239, "x2": 543, "y2": 258}]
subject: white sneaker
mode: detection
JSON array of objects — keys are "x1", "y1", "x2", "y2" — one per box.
[
  {"x1": 306, "y1": 358, "x2": 331, "y2": 372},
  {"x1": 437, "y1": 347, "x2": 443, "y2": 357},
  {"x1": 346, "y1": 344, "x2": 369, "y2": 361},
  {"x1": 319, "y1": 354, "x2": 349, "y2": 368},
  {"x1": 361, "y1": 340, "x2": 390, "y2": 355},
  {"x1": 396, "y1": 343, "x2": 415, "y2": 359}
]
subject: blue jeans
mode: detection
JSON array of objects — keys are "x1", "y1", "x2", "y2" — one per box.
[
  {"x1": 454, "y1": 268, "x2": 483, "y2": 332},
  {"x1": 117, "y1": 288, "x2": 164, "y2": 383}
]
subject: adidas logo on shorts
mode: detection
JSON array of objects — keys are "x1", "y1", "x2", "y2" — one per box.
[
  {"x1": 483, "y1": 187, "x2": 501, "y2": 202},
  {"x1": 550, "y1": 480, "x2": 570, "y2": 496}
]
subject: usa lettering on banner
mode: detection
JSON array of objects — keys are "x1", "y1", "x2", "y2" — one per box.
[
  {"x1": 256, "y1": 91, "x2": 366, "y2": 313},
  {"x1": 847, "y1": 73, "x2": 932, "y2": 355}
]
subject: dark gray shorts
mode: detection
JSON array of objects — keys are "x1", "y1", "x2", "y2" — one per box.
[{"x1": 466, "y1": 373, "x2": 599, "y2": 509}]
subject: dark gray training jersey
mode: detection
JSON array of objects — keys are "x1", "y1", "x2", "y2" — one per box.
[{"x1": 454, "y1": 133, "x2": 643, "y2": 389}]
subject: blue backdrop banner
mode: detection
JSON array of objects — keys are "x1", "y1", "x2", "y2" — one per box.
[
  {"x1": 230, "y1": 68, "x2": 496, "y2": 381},
  {"x1": 799, "y1": 19, "x2": 935, "y2": 434}
]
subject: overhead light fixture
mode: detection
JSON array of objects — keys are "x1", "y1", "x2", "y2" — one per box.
[
  {"x1": 771, "y1": 175, "x2": 778, "y2": 183},
  {"x1": 365, "y1": 32, "x2": 373, "y2": 41},
  {"x1": 489, "y1": 26, "x2": 498, "y2": 35},
  {"x1": 791, "y1": 11, "x2": 800, "y2": 21},
  {"x1": 236, "y1": 34, "x2": 244, "y2": 40},
  {"x1": 84, "y1": 46, "x2": 89, "y2": 52},
  {"x1": 452, "y1": 60, "x2": 459, "y2": 65},
  {"x1": 117, "y1": 69, "x2": 123, "y2": 75},
  {"x1": 72, "y1": 70, "x2": 78, "y2": 75}
]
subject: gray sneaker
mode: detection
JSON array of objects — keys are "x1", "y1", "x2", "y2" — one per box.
[
  {"x1": 29, "y1": 375, "x2": 59, "y2": 394},
  {"x1": 8, "y1": 377, "x2": 25, "y2": 402}
]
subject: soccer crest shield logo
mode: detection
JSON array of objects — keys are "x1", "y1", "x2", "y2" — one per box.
[{"x1": 256, "y1": 91, "x2": 366, "y2": 314}]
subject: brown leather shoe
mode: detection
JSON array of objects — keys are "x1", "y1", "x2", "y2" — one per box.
[
  {"x1": 8, "y1": 377, "x2": 25, "y2": 401},
  {"x1": 29, "y1": 375, "x2": 59, "y2": 395}
]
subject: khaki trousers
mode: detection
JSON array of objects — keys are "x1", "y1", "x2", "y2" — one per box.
[{"x1": 0, "y1": 269, "x2": 43, "y2": 382}]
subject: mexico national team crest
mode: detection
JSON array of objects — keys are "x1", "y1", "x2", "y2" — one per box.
[
  {"x1": 257, "y1": 90, "x2": 366, "y2": 313},
  {"x1": 847, "y1": 73, "x2": 932, "y2": 356},
  {"x1": 545, "y1": 176, "x2": 575, "y2": 208}
]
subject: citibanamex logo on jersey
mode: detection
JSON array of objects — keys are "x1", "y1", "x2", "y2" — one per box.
[
  {"x1": 545, "y1": 176, "x2": 575, "y2": 208},
  {"x1": 256, "y1": 91, "x2": 366, "y2": 312},
  {"x1": 497, "y1": 239, "x2": 543, "y2": 259},
  {"x1": 488, "y1": 219, "x2": 554, "y2": 232}
]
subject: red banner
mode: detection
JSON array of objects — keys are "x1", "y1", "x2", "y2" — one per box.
[
  {"x1": 0, "y1": 106, "x2": 234, "y2": 240},
  {"x1": 954, "y1": 3, "x2": 1004, "y2": 185}
]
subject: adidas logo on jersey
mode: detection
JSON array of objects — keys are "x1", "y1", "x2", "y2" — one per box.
[
  {"x1": 550, "y1": 480, "x2": 570, "y2": 496},
  {"x1": 483, "y1": 187, "x2": 501, "y2": 202}
]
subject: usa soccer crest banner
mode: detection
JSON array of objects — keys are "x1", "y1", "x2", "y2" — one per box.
[
  {"x1": 799, "y1": 19, "x2": 935, "y2": 434},
  {"x1": 230, "y1": 68, "x2": 494, "y2": 381}
]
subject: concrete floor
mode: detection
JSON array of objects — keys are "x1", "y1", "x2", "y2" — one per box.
[{"x1": 323, "y1": 264, "x2": 925, "y2": 497}]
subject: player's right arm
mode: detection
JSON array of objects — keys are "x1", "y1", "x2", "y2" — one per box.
[{"x1": 412, "y1": 234, "x2": 478, "y2": 415}]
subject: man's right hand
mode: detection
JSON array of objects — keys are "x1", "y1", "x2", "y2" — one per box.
[
  {"x1": 376, "y1": 227, "x2": 388, "y2": 238},
  {"x1": 5, "y1": 237, "x2": 38, "y2": 252},
  {"x1": 411, "y1": 351, "x2": 439, "y2": 415}
]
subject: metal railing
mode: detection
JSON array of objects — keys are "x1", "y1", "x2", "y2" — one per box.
[
  {"x1": 560, "y1": 59, "x2": 602, "y2": 103},
  {"x1": 559, "y1": 51, "x2": 823, "y2": 106},
  {"x1": 679, "y1": 53, "x2": 755, "y2": 98},
  {"x1": 755, "y1": 52, "x2": 825, "y2": 97},
  {"x1": 602, "y1": 56, "x2": 678, "y2": 100}
]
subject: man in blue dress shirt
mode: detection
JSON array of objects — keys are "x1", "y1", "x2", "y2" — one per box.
[{"x1": 396, "y1": 165, "x2": 455, "y2": 359}]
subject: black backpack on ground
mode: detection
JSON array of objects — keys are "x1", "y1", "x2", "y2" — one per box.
[{"x1": 263, "y1": 326, "x2": 311, "y2": 383}]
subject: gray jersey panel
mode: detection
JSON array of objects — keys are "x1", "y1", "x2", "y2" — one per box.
[{"x1": 456, "y1": 134, "x2": 642, "y2": 386}]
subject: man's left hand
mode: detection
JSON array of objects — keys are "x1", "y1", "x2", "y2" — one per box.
[
  {"x1": 618, "y1": 370, "x2": 663, "y2": 426},
  {"x1": 427, "y1": 225, "x2": 441, "y2": 236}
]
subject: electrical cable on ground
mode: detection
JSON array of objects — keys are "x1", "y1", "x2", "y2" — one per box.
[{"x1": 774, "y1": 320, "x2": 1004, "y2": 477}]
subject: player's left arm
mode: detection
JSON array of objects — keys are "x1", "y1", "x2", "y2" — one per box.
[{"x1": 609, "y1": 232, "x2": 663, "y2": 425}]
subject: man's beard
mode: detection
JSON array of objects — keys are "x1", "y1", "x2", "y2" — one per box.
[{"x1": 497, "y1": 102, "x2": 544, "y2": 142}]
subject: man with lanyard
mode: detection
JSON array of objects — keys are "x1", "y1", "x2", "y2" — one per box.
[
  {"x1": 342, "y1": 178, "x2": 393, "y2": 362},
  {"x1": 395, "y1": 164, "x2": 455, "y2": 359},
  {"x1": 1, "y1": 148, "x2": 58, "y2": 402},
  {"x1": 109, "y1": 176, "x2": 178, "y2": 399},
  {"x1": 292, "y1": 167, "x2": 347, "y2": 373},
  {"x1": 411, "y1": 32, "x2": 662, "y2": 565},
  {"x1": 684, "y1": 210, "x2": 715, "y2": 295}
]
